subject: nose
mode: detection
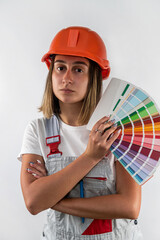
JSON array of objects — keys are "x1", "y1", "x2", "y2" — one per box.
[{"x1": 62, "y1": 69, "x2": 72, "y2": 85}]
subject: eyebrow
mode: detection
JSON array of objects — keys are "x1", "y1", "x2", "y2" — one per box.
[{"x1": 54, "y1": 60, "x2": 89, "y2": 67}]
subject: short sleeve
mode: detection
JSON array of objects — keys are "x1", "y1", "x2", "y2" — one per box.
[{"x1": 17, "y1": 120, "x2": 42, "y2": 161}]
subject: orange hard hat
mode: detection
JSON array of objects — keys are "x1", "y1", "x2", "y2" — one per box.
[{"x1": 41, "y1": 26, "x2": 110, "y2": 79}]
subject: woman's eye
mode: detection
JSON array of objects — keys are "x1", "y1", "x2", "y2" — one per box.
[
  {"x1": 57, "y1": 66, "x2": 64, "y2": 71},
  {"x1": 75, "y1": 68, "x2": 83, "y2": 73}
]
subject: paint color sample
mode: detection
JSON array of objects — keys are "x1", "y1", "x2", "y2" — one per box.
[{"x1": 110, "y1": 82, "x2": 160, "y2": 185}]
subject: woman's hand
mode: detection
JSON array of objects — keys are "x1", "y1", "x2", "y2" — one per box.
[
  {"x1": 27, "y1": 159, "x2": 47, "y2": 179},
  {"x1": 84, "y1": 116, "x2": 121, "y2": 161}
]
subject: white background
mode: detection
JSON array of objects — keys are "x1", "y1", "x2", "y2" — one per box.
[{"x1": 0, "y1": 0, "x2": 160, "y2": 239}]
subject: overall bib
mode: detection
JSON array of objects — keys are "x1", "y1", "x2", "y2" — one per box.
[{"x1": 41, "y1": 116, "x2": 143, "y2": 240}]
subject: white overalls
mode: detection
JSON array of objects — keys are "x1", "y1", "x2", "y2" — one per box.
[{"x1": 41, "y1": 116, "x2": 143, "y2": 240}]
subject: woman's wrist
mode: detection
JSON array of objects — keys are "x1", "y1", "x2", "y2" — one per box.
[{"x1": 82, "y1": 151, "x2": 103, "y2": 163}]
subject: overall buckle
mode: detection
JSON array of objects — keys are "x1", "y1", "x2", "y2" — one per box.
[{"x1": 46, "y1": 135, "x2": 62, "y2": 158}]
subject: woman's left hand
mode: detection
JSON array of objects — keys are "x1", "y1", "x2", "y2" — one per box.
[{"x1": 26, "y1": 159, "x2": 47, "y2": 179}]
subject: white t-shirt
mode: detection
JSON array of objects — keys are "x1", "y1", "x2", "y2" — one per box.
[{"x1": 18, "y1": 117, "x2": 90, "y2": 162}]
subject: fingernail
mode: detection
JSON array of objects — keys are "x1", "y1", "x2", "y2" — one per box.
[
  {"x1": 37, "y1": 160, "x2": 41, "y2": 164},
  {"x1": 32, "y1": 173, "x2": 37, "y2": 177},
  {"x1": 29, "y1": 162, "x2": 34, "y2": 165},
  {"x1": 111, "y1": 119, "x2": 115, "y2": 123},
  {"x1": 113, "y1": 123, "x2": 118, "y2": 127},
  {"x1": 118, "y1": 129, "x2": 121, "y2": 134},
  {"x1": 110, "y1": 133, "x2": 114, "y2": 138},
  {"x1": 27, "y1": 168, "x2": 32, "y2": 172}
]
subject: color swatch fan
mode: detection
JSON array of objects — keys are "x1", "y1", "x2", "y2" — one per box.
[{"x1": 87, "y1": 78, "x2": 160, "y2": 185}]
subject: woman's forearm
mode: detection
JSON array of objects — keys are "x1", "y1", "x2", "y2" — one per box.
[
  {"x1": 21, "y1": 153, "x2": 101, "y2": 215},
  {"x1": 52, "y1": 194, "x2": 141, "y2": 220},
  {"x1": 51, "y1": 161, "x2": 141, "y2": 220}
]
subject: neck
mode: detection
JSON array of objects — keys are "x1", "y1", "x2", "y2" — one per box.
[{"x1": 59, "y1": 101, "x2": 83, "y2": 126}]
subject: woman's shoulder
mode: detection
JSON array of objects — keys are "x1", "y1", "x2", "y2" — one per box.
[
  {"x1": 24, "y1": 117, "x2": 47, "y2": 135},
  {"x1": 27, "y1": 117, "x2": 45, "y2": 127},
  {"x1": 27, "y1": 115, "x2": 58, "y2": 125},
  {"x1": 26, "y1": 115, "x2": 58, "y2": 134}
]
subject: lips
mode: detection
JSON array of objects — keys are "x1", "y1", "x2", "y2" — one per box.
[{"x1": 60, "y1": 88, "x2": 74, "y2": 93}]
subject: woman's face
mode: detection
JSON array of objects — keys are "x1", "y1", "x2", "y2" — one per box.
[{"x1": 52, "y1": 55, "x2": 90, "y2": 106}]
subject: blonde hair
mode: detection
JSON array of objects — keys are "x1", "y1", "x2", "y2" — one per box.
[{"x1": 39, "y1": 55, "x2": 102, "y2": 125}]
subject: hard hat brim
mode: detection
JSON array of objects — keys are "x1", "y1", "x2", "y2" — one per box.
[{"x1": 41, "y1": 51, "x2": 110, "y2": 79}]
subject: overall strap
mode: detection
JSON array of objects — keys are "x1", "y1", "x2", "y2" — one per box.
[
  {"x1": 44, "y1": 115, "x2": 62, "y2": 158},
  {"x1": 45, "y1": 115, "x2": 60, "y2": 137},
  {"x1": 45, "y1": 116, "x2": 84, "y2": 222}
]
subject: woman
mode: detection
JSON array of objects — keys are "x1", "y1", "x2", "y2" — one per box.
[{"x1": 19, "y1": 26, "x2": 142, "y2": 239}]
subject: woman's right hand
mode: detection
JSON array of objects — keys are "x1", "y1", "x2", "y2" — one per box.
[
  {"x1": 26, "y1": 159, "x2": 47, "y2": 179},
  {"x1": 84, "y1": 116, "x2": 121, "y2": 161}
]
